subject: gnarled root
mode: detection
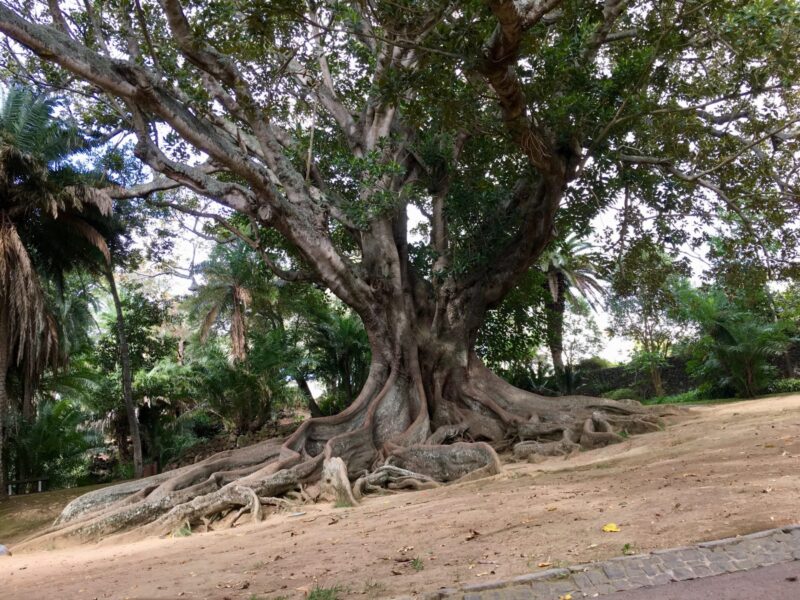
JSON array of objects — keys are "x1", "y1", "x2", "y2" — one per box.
[
  {"x1": 353, "y1": 465, "x2": 439, "y2": 499},
  {"x1": 17, "y1": 355, "x2": 680, "y2": 550},
  {"x1": 321, "y1": 457, "x2": 358, "y2": 507}
]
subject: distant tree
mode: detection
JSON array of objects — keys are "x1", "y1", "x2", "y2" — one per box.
[
  {"x1": 672, "y1": 281, "x2": 792, "y2": 398},
  {"x1": 609, "y1": 240, "x2": 688, "y2": 397},
  {"x1": 540, "y1": 234, "x2": 605, "y2": 383}
]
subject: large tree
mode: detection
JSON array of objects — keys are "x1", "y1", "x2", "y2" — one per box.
[
  {"x1": 0, "y1": 87, "x2": 111, "y2": 498},
  {"x1": 2, "y1": 0, "x2": 798, "y2": 540}
]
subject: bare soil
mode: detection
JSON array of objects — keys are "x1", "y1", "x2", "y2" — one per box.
[{"x1": 3, "y1": 394, "x2": 800, "y2": 600}]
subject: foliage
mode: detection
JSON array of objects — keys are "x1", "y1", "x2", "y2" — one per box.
[
  {"x1": 577, "y1": 356, "x2": 616, "y2": 371},
  {"x1": 767, "y1": 378, "x2": 800, "y2": 394},
  {"x1": 609, "y1": 240, "x2": 688, "y2": 396},
  {"x1": 187, "y1": 240, "x2": 273, "y2": 363},
  {"x1": 477, "y1": 269, "x2": 547, "y2": 373},
  {"x1": 601, "y1": 388, "x2": 641, "y2": 402},
  {"x1": 299, "y1": 306, "x2": 371, "y2": 415},
  {"x1": 643, "y1": 389, "x2": 705, "y2": 405},
  {"x1": 95, "y1": 283, "x2": 174, "y2": 377},
  {"x1": 6, "y1": 398, "x2": 99, "y2": 487},
  {"x1": 672, "y1": 281, "x2": 793, "y2": 398}
]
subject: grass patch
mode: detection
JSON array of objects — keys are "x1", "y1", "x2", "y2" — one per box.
[
  {"x1": 0, "y1": 482, "x2": 114, "y2": 545},
  {"x1": 411, "y1": 557, "x2": 424, "y2": 571},
  {"x1": 307, "y1": 585, "x2": 342, "y2": 600},
  {"x1": 362, "y1": 580, "x2": 386, "y2": 598}
]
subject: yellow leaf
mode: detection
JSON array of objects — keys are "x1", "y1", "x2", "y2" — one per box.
[
  {"x1": 602, "y1": 523, "x2": 621, "y2": 532},
  {"x1": 559, "y1": 594, "x2": 573, "y2": 600}
]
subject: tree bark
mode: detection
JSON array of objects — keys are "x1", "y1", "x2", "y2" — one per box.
[
  {"x1": 0, "y1": 306, "x2": 9, "y2": 500},
  {"x1": 544, "y1": 269, "x2": 567, "y2": 386},
  {"x1": 106, "y1": 268, "x2": 144, "y2": 479},
  {"x1": 650, "y1": 364, "x2": 665, "y2": 398}
]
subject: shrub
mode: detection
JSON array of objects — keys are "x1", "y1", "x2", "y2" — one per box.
[
  {"x1": 577, "y1": 356, "x2": 616, "y2": 371},
  {"x1": 767, "y1": 378, "x2": 800, "y2": 394},
  {"x1": 645, "y1": 388, "x2": 704, "y2": 405},
  {"x1": 602, "y1": 387, "x2": 641, "y2": 401}
]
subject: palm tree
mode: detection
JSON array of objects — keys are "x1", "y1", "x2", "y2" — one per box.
[
  {"x1": 190, "y1": 241, "x2": 274, "y2": 362},
  {"x1": 0, "y1": 86, "x2": 112, "y2": 496},
  {"x1": 539, "y1": 233, "x2": 605, "y2": 386},
  {"x1": 304, "y1": 309, "x2": 371, "y2": 413}
]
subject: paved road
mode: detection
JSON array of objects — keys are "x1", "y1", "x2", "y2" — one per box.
[{"x1": 604, "y1": 561, "x2": 800, "y2": 600}]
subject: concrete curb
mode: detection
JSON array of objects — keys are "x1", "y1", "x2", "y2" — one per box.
[{"x1": 420, "y1": 525, "x2": 800, "y2": 600}]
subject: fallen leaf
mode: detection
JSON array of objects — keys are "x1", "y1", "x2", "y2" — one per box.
[
  {"x1": 538, "y1": 562, "x2": 553, "y2": 568},
  {"x1": 547, "y1": 506, "x2": 557, "y2": 512},
  {"x1": 559, "y1": 594, "x2": 573, "y2": 600},
  {"x1": 602, "y1": 523, "x2": 621, "y2": 533},
  {"x1": 466, "y1": 529, "x2": 481, "y2": 541}
]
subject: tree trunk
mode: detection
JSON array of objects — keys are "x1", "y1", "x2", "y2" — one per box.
[
  {"x1": 24, "y1": 280, "x2": 672, "y2": 549},
  {"x1": 106, "y1": 268, "x2": 144, "y2": 480},
  {"x1": 650, "y1": 364, "x2": 665, "y2": 398},
  {"x1": 544, "y1": 269, "x2": 567, "y2": 387},
  {"x1": 294, "y1": 375, "x2": 323, "y2": 418},
  {"x1": 0, "y1": 307, "x2": 9, "y2": 500}
]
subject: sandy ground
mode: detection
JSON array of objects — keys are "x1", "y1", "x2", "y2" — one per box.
[{"x1": 2, "y1": 394, "x2": 800, "y2": 600}]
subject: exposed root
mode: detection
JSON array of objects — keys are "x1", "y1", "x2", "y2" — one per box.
[
  {"x1": 353, "y1": 465, "x2": 439, "y2": 499},
  {"x1": 18, "y1": 355, "x2": 681, "y2": 550},
  {"x1": 321, "y1": 457, "x2": 358, "y2": 507}
]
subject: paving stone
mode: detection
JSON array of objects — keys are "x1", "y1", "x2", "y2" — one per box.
[
  {"x1": 675, "y1": 548, "x2": 705, "y2": 563},
  {"x1": 640, "y1": 561, "x2": 662, "y2": 577},
  {"x1": 691, "y1": 564, "x2": 713, "y2": 578},
  {"x1": 438, "y1": 526, "x2": 800, "y2": 599},
  {"x1": 669, "y1": 566, "x2": 696, "y2": 581},
  {"x1": 725, "y1": 544, "x2": 750, "y2": 560},
  {"x1": 509, "y1": 568, "x2": 570, "y2": 585},
  {"x1": 649, "y1": 572, "x2": 672, "y2": 586},
  {"x1": 547, "y1": 579, "x2": 577, "y2": 594},
  {"x1": 658, "y1": 555, "x2": 685, "y2": 571},
  {"x1": 610, "y1": 577, "x2": 636, "y2": 592},
  {"x1": 585, "y1": 569, "x2": 610, "y2": 586},
  {"x1": 462, "y1": 580, "x2": 511, "y2": 593},
  {"x1": 570, "y1": 571, "x2": 594, "y2": 590},
  {"x1": 652, "y1": 545, "x2": 693, "y2": 555},
  {"x1": 705, "y1": 560, "x2": 728, "y2": 576},
  {"x1": 602, "y1": 562, "x2": 627, "y2": 580}
]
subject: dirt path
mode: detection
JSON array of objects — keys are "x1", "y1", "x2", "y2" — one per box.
[{"x1": 2, "y1": 395, "x2": 800, "y2": 600}]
